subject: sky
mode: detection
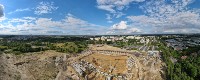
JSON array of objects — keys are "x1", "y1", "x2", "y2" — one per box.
[{"x1": 0, "y1": 0, "x2": 200, "y2": 35}]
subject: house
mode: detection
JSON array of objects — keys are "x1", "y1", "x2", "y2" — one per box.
[
  {"x1": 126, "y1": 36, "x2": 135, "y2": 39},
  {"x1": 94, "y1": 37, "x2": 100, "y2": 41},
  {"x1": 106, "y1": 38, "x2": 112, "y2": 41},
  {"x1": 135, "y1": 36, "x2": 143, "y2": 40},
  {"x1": 90, "y1": 38, "x2": 94, "y2": 40}
]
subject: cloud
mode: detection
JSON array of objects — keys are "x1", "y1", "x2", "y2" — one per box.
[
  {"x1": 111, "y1": 21, "x2": 128, "y2": 30},
  {"x1": 0, "y1": 4, "x2": 4, "y2": 18},
  {"x1": 127, "y1": 0, "x2": 200, "y2": 34},
  {"x1": 96, "y1": 0, "x2": 145, "y2": 21},
  {"x1": 35, "y1": 1, "x2": 58, "y2": 15},
  {"x1": 64, "y1": 14, "x2": 89, "y2": 27},
  {"x1": 8, "y1": 2, "x2": 58, "y2": 15},
  {"x1": 97, "y1": 5, "x2": 115, "y2": 13},
  {"x1": 108, "y1": 21, "x2": 141, "y2": 34},
  {"x1": 0, "y1": 14, "x2": 107, "y2": 35},
  {"x1": 97, "y1": 0, "x2": 145, "y2": 12},
  {"x1": 9, "y1": 17, "x2": 36, "y2": 23},
  {"x1": 33, "y1": 18, "x2": 62, "y2": 29},
  {"x1": 106, "y1": 14, "x2": 113, "y2": 23},
  {"x1": 46, "y1": 31, "x2": 63, "y2": 34},
  {"x1": 139, "y1": 0, "x2": 194, "y2": 18},
  {"x1": 8, "y1": 8, "x2": 31, "y2": 14},
  {"x1": 127, "y1": 28, "x2": 141, "y2": 33}
]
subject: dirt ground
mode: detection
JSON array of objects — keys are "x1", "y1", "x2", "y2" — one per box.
[
  {"x1": 81, "y1": 53, "x2": 128, "y2": 74},
  {"x1": 0, "y1": 45, "x2": 165, "y2": 80}
]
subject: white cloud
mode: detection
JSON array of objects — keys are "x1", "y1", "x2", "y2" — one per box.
[
  {"x1": 106, "y1": 14, "x2": 113, "y2": 23},
  {"x1": 46, "y1": 31, "x2": 63, "y2": 34},
  {"x1": 139, "y1": 0, "x2": 194, "y2": 18},
  {"x1": 97, "y1": 0, "x2": 145, "y2": 11},
  {"x1": 114, "y1": 12, "x2": 125, "y2": 18},
  {"x1": 64, "y1": 15, "x2": 88, "y2": 27},
  {"x1": 111, "y1": 21, "x2": 128, "y2": 30},
  {"x1": 107, "y1": 21, "x2": 113, "y2": 23},
  {"x1": 127, "y1": 0, "x2": 200, "y2": 34},
  {"x1": 108, "y1": 21, "x2": 142, "y2": 34},
  {"x1": 0, "y1": 16, "x2": 6, "y2": 22},
  {"x1": 97, "y1": 5, "x2": 115, "y2": 13},
  {"x1": 96, "y1": 0, "x2": 145, "y2": 21},
  {"x1": 23, "y1": 17, "x2": 37, "y2": 20},
  {"x1": 0, "y1": 4, "x2": 4, "y2": 18},
  {"x1": 8, "y1": 8, "x2": 31, "y2": 14},
  {"x1": 0, "y1": 14, "x2": 107, "y2": 35},
  {"x1": 106, "y1": 14, "x2": 112, "y2": 20},
  {"x1": 35, "y1": 18, "x2": 62, "y2": 28},
  {"x1": 35, "y1": 1, "x2": 58, "y2": 15},
  {"x1": 127, "y1": 28, "x2": 141, "y2": 33}
]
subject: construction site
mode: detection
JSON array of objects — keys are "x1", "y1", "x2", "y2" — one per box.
[
  {"x1": 0, "y1": 45, "x2": 165, "y2": 80},
  {"x1": 67, "y1": 45, "x2": 165, "y2": 80}
]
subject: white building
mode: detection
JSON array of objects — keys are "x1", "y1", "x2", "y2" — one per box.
[{"x1": 126, "y1": 36, "x2": 135, "y2": 39}]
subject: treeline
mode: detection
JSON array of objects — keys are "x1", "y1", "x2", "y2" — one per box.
[
  {"x1": 27, "y1": 36, "x2": 88, "y2": 43},
  {"x1": 159, "y1": 43, "x2": 200, "y2": 80},
  {"x1": 0, "y1": 42, "x2": 45, "y2": 54},
  {"x1": 87, "y1": 39, "x2": 142, "y2": 48},
  {"x1": 12, "y1": 44, "x2": 45, "y2": 53},
  {"x1": 0, "y1": 36, "x2": 89, "y2": 54},
  {"x1": 48, "y1": 42, "x2": 88, "y2": 54}
]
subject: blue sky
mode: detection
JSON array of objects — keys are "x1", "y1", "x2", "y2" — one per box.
[{"x1": 0, "y1": 0, "x2": 200, "y2": 35}]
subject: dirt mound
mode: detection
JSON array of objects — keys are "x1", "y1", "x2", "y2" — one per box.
[{"x1": 0, "y1": 51, "x2": 69, "y2": 80}]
